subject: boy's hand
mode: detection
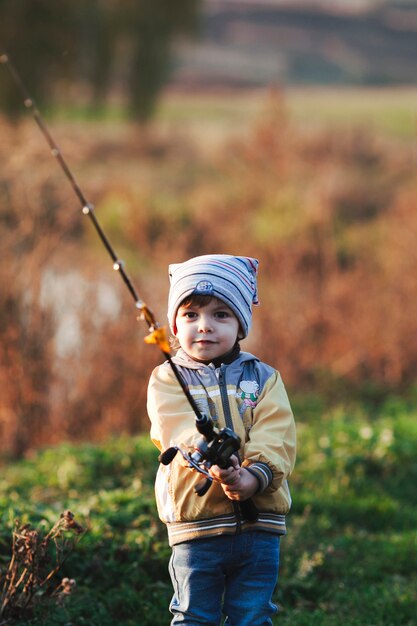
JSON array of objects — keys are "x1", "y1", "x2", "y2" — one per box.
[
  {"x1": 209, "y1": 454, "x2": 241, "y2": 485},
  {"x1": 209, "y1": 455, "x2": 259, "y2": 501}
]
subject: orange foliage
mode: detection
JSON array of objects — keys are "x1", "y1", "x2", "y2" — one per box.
[{"x1": 1, "y1": 95, "x2": 416, "y2": 455}]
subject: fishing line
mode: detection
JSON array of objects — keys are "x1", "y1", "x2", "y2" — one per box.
[{"x1": 0, "y1": 52, "x2": 203, "y2": 420}]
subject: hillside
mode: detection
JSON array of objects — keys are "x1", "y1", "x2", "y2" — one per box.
[{"x1": 171, "y1": 1, "x2": 417, "y2": 88}]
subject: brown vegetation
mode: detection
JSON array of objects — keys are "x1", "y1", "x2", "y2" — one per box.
[
  {"x1": 1, "y1": 91, "x2": 416, "y2": 455},
  {"x1": 0, "y1": 511, "x2": 84, "y2": 622}
]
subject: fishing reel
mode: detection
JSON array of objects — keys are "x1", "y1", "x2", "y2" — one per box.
[{"x1": 159, "y1": 414, "x2": 258, "y2": 522}]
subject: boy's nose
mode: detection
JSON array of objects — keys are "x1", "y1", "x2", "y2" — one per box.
[{"x1": 198, "y1": 317, "x2": 213, "y2": 333}]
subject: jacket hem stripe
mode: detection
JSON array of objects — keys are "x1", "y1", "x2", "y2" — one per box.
[{"x1": 166, "y1": 513, "x2": 287, "y2": 546}]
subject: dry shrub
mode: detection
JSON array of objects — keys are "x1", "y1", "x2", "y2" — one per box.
[
  {"x1": 0, "y1": 511, "x2": 84, "y2": 623},
  {"x1": 0, "y1": 119, "x2": 163, "y2": 455},
  {"x1": 1, "y1": 93, "x2": 416, "y2": 455},
  {"x1": 152, "y1": 92, "x2": 417, "y2": 391},
  {"x1": 0, "y1": 119, "x2": 76, "y2": 456}
]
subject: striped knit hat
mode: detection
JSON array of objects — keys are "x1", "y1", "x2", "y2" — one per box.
[{"x1": 168, "y1": 254, "x2": 259, "y2": 338}]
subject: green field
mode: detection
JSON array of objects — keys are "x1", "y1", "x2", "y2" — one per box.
[
  {"x1": 1, "y1": 393, "x2": 416, "y2": 625},
  {"x1": 154, "y1": 87, "x2": 417, "y2": 140}
]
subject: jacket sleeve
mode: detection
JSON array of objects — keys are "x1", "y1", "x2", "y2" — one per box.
[
  {"x1": 147, "y1": 363, "x2": 202, "y2": 462},
  {"x1": 242, "y1": 370, "x2": 296, "y2": 493}
]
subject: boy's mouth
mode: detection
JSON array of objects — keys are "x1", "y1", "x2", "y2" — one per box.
[{"x1": 195, "y1": 339, "x2": 216, "y2": 344}]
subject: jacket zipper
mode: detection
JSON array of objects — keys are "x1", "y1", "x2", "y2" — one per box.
[
  {"x1": 218, "y1": 367, "x2": 234, "y2": 430},
  {"x1": 218, "y1": 366, "x2": 242, "y2": 533}
]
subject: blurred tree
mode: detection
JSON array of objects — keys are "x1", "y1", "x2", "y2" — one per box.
[
  {"x1": 0, "y1": 0, "x2": 76, "y2": 118},
  {"x1": 123, "y1": 0, "x2": 200, "y2": 121},
  {"x1": 0, "y1": 0, "x2": 200, "y2": 121}
]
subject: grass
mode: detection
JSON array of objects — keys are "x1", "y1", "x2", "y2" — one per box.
[
  {"x1": 1, "y1": 394, "x2": 416, "y2": 625},
  {"x1": 1, "y1": 437, "x2": 171, "y2": 625}
]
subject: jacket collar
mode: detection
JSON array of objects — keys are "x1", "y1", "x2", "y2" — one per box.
[{"x1": 171, "y1": 346, "x2": 258, "y2": 370}]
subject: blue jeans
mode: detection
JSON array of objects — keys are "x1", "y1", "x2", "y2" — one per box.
[{"x1": 168, "y1": 532, "x2": 280, "y2": 625}]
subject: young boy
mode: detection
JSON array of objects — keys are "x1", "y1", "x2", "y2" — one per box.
[{"x1": 147, "y1": 254, "x2": 296, "y2": 626}]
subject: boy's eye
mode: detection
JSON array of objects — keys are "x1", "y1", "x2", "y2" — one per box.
[
  {"x1": 183, "y1": 310, "x2": 197, "y2": 319},
  {"x1": 215, "y1": 311, "x2": 229, "y2": 319}
]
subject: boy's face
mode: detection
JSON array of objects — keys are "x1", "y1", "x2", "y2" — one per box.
[{"x1": 175, "y1": 297, "x2": 241, "y2": 362}]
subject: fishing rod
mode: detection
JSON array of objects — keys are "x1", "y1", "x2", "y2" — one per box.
[
  {"x1": 1, "y1": 53, "x2": 259, "y2": 521},
  {"x1": 0, "y1": 52, "x2": 203, "y2": 420}
]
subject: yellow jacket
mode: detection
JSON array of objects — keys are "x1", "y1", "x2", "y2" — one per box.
[{"x1": 147, "y1": 349, "x2": 296, "y2": 546}]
